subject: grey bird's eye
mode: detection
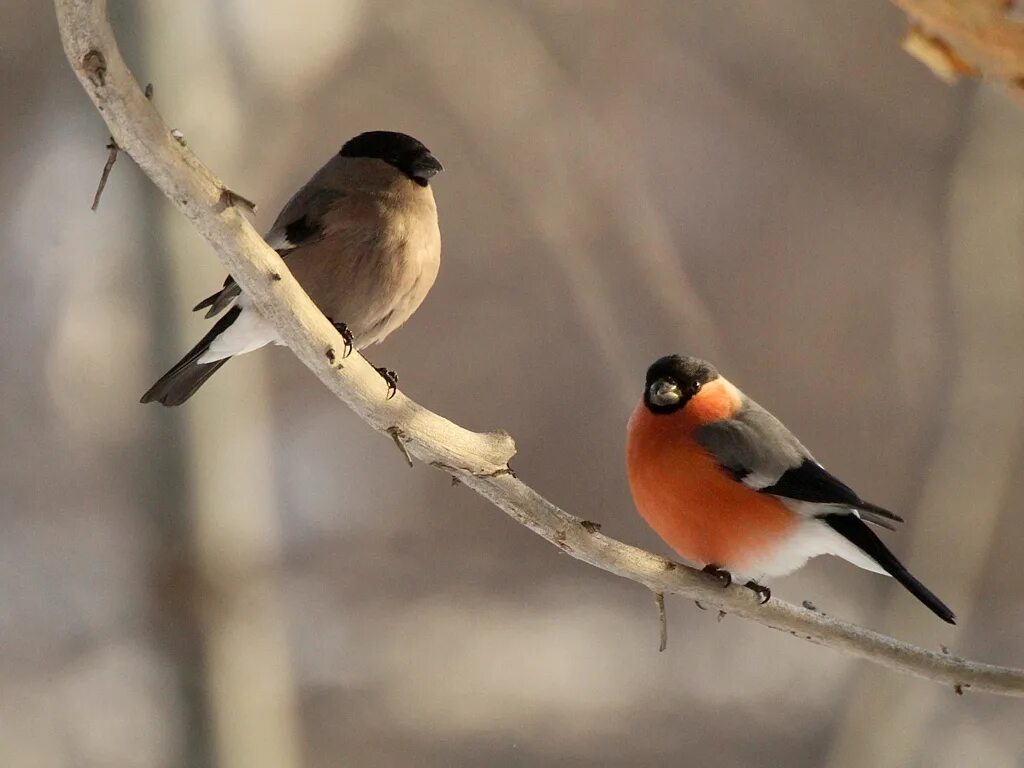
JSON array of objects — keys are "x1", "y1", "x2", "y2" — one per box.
[{"x1": 649, "y1": 378, "x2": 682, "y2": 407}]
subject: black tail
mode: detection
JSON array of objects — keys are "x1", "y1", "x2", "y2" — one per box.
[
  {"x1": 140, "y1": 306, "x2": 240, "y2": 406},
  {"x1": 823, "y1": 513, "x2": 956, "y2": 624}
]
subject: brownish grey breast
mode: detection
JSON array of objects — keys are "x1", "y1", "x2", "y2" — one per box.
[{"x1": 283, "y1": 165, "x2": 440, "y2": 348}]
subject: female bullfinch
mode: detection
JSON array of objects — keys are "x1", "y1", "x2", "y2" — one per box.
[
  {"x1": 626, "y1": 354, "x2": 955, "y2": 623},
  {"x1": 141, "y1": 131, "x2": 443, "y2": 406}
]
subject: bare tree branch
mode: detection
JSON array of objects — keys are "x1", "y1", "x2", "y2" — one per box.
[{"x1": 56, "y1": 0, "x2": 1024, "y2": 698}]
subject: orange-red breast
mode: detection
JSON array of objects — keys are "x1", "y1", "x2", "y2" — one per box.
[{"x1": 626, "y1": 354, "x2": 955, "y2": 623}]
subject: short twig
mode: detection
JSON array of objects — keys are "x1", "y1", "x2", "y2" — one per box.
[
  {"x1": 91, "y1": 83, "x2": 152, "y2": 211},
  {"x1": 90, "y1": 139, "x2": 120, "y2": 211},
  {"x1": 654, "y1": 591, "x2": 668, "y2": 652},
  {"x1": 220, "y1": 187, "x2": 258, "y2": 213},
  {"x1": 387, "y1": 427, "x2": 414, "y2": 468}
]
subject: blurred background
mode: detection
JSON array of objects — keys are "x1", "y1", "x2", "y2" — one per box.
[{"x1": 4, "y1": 1, "x2": 1024, "y2": 766}]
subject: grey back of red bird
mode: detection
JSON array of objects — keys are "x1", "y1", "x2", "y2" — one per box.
[
  {"x1": 693, "y1": 391, "x2": 955, "y2": 623},
  {"x1": 694, "y1": 395, "x2": 902, "y2": 529}
]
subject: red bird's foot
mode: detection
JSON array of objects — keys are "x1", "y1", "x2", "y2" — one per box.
[
  {"x1": 702, "y1": 564, "x2": 732, "y2": 588},
  {"x1": 744, "y1": 581, "x2": 771, "y2": 605},
  {"x1": 327, "y1": 319, "x2": 354, "y2": 358}
]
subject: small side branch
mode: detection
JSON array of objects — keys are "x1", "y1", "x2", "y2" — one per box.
[
  {"x1": 654, "y1": 591, "x2": 668, "y2": 652},
  {"x1": 91, "y1": 82, "x2": 152, "y2": 210}
]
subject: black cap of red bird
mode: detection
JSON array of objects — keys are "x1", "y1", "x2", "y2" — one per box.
[{"x1": 626, "y1": 354, "x2": 955, "y2": 623}]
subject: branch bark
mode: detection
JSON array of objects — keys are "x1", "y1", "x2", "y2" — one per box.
[{"x1": 56, "y1": 0, "x2": 1024, "y2": 698}]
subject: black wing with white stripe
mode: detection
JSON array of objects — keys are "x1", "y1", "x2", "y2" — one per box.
[
  {"x1": 694, "y1": 398, "x2": 903, "y2": 529},
  {"x1": 694, "y1": 395, "x2": 952, "y2": 622}
]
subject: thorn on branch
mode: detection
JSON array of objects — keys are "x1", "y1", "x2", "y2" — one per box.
[
  {"x1": 941, "y1": 645, "x2": 964, "y2": 663},
  {"x1": 387, "y1": 427, "x2": 414, "y2": 468},
  {"x1": 553, "y1": 529, "x2": 571, "y2": 553},
  {"x1": 91, "y1": 83, "x2": 153, "y2": 212},
  {"x1": 802, "y1": 600, "x2": 818, "y2": 612},
  {"x1": 654, "y1": 591, "x2": 668, "y2": 652},
  {"x1": 171, "y1": 129, "x2": 187, "y2": 146},
  {"x1": 219, "y1": 186, "x2": 258, "y2": 214},
  {"x1": 81, "y1": 49, "x2": 107, "y2": 87},
  {"x1": 91, "y1": 140, "x2": 120, "y2": 211}
]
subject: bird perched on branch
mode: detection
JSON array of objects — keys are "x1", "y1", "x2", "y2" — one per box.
[
  {"x1": 141, "y1": 130, "x2": 443, "y2": 406},
  {"x1": 626, "y1": 355, "x2": 955, "y2": 623}
]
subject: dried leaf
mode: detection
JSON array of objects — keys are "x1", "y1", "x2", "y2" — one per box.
[{"x1": 902, "y1": 25, "x2": 979, "y2": 83}]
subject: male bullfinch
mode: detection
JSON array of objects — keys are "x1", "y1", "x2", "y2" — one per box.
[
  {"x1": 626, "y1": 355, "x2": 955, "y2": 623},
  {"x1": 141, "y1": 131, "x2": 443, "y2": 406}
]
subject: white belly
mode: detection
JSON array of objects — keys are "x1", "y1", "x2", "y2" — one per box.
[{"x1": 197, "y1": 296, "x2": 282, "y2": 363}]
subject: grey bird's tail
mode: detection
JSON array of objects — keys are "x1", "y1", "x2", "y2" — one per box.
[{"x1": 140, "y1": 306, "x2": 240, "y2": 407}]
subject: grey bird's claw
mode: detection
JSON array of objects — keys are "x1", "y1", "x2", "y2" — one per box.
[
  {"x1": 744, "y1": 581, "x2": 771, "y2": 605},
  {"x1": 328, "y1": 320, "x2": 354, "y2": 358},
  {"x1": 702, "y1": 564, "x2": 733, "y2": 588},
  {"x1": 374, "y1": 366, "x2": 398, "y2": 399}
]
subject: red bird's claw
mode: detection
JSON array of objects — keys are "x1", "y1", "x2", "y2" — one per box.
[
  {"x1": 330, "y1": 320, "x2": 354, "y2": 357},
  {"x1": 744, "y1": 581, "x2": 771, "y2": 605},
  {"x1": 702, "y1": 564, "x2": 732, "y2": 588}
]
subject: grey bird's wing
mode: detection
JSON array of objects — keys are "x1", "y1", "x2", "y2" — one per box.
[
  {"x1": 192, "y1": 188, "x2": 346, "y2": 318},
  {"x1": 694, "y1": 397, "x2": 903, "y2": 529}
]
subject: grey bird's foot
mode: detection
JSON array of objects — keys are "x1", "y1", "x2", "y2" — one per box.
[
  {"x1": 743, "y1": 581, "x2": 771, "y2": 605},
  {"x1": 327, "y1": 319, "x2": 354, "y2": 358},
  {"x1": 374, "y1": 366, "x2": 398, "y2": 399},
  {"x1": 702, "y1": 564, "x2": 732, "y2": 588}
]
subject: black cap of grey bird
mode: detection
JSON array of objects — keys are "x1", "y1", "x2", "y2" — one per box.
[{"x1": 141, "y1": 131, "x2": 443, "y2": 406}]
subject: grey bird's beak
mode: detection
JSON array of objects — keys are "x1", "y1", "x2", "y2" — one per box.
[{"x1": 410, "y1": 153, "x2": 443, "y2": 183}]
